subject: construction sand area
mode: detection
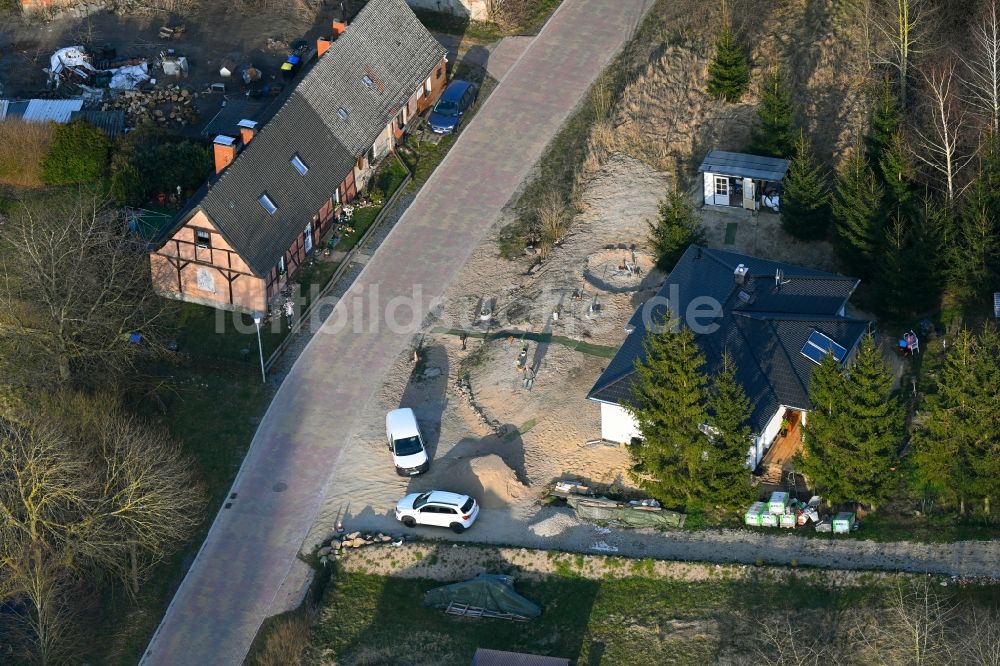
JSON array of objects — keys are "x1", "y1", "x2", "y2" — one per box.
[{"x1": 310, "y1": 154, "x2": 670, "y2": 540}]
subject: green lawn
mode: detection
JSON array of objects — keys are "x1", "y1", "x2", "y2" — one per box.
[
  {"x1": 92, "y1": 365, "x2": 274, "y2": 665},
  {"x1": 334, "y1": 155, "x2": 410, "y2": 252},
  {"x1": 310, "y1": 568, "x2": 998, "y2": 666}
]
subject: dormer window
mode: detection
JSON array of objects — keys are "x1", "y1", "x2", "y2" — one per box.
[
  {"x1": 337, "y1": 107, "x2": 348, "y2": 121},
  {"x1": 258, "y1": 193, "x2": 278, "y2": 215},
  {"x1": 291, "y1": 154, "x2": 308, "y2": 175},
  {"x1": 361, "y1": 74, "x2": 373, "y2": 88},
  {"x1": 195, "y1": 229, "x2": 211, "y2": 248}
]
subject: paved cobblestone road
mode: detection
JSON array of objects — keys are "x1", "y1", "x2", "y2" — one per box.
[{"x1": 141, "y1": 1, "x2": 653, "y2": 664}]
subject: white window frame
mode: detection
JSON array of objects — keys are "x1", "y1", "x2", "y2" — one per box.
[
  {"x1": 714, "y1": 176, "x2": 728, "y2": 196},
  {"x1": 195, "y1": 229, "x2": 211, "y2": 248}
]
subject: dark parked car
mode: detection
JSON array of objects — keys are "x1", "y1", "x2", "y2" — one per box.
[{"x1": 428, "y1": 79, "x2": 478, "y2": 134}]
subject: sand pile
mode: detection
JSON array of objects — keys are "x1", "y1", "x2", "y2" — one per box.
[{"x1": 469, "y1": 454, "x2": 528, "y2": 508}]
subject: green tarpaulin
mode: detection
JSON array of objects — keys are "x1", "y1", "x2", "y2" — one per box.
[
  {"x1": 422, "y1": 574, "x2": 541, "y2": 619},
  {"x1": 567, "y1": 496, "x2": 685, "y2": 529}
]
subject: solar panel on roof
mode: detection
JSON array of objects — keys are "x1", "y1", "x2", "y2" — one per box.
[{"x1": 801, "y1": 329, "x2": 847, "y2": 364}]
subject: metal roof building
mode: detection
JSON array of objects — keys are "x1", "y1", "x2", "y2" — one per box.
[
  {"x1": 1, "y1": 99, "x2": 85, "y2": 124},
  {"x1": 698, "y1": 150, "x2": 791, "y2": 181},
  {"x1": 698, "y1": 150, "x2": 791, "y2": 209}
]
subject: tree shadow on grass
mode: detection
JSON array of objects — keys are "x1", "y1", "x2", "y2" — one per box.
[{"x1": 318, "y1": 542, "x2": 600, "y2": 665}]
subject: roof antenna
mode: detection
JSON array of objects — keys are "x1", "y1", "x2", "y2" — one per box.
[{"x1": 775, "y1": 268, "x2": 790, "y2": 290}]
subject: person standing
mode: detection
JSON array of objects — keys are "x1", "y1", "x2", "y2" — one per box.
[{"x1": 283, "y1": 299, "x2": 294, "y2": 328}]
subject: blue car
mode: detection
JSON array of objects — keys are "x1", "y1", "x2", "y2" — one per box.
[{"x1": 428, "y1": 79, "x2": 478, "y2": 134}]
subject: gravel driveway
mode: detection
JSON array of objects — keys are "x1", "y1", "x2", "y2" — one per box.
[{"x1": 328, "y1": 505, "x2": 1000, "y2": 577}]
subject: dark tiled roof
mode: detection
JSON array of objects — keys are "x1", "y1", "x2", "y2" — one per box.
[
  {"x1": 198, "y1": 91, "x2": 357, "y2": 276},
  {"x1": 69, "y1": 109, "x2": 125, "y2": 138},
  {"x1": 158, "y1": 0, "x2": 443, "y2": 277},
  {"x1": 698, "y1": 150, "x2": 790, "y2": 181},
  {"x1": 471, "y1": 649, "x2": 570, "y2": 666},
  {"x1": 297, "y1": 0, "x2": 447, "y2": 157},
  {"x1": 200, "y1": 98, "x2": 266, "y2": 137},
  {"x1": 588, "y1": 246, "x2": 869, "y2": 433}
]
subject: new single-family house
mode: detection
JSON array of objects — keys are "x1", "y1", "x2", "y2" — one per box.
[
  {"x1": 587, "y1": 245, "x2": 869, "y2": 473},
  {"x1": 698, "y1": 150, "x2": 790, "y2": 210},
  {"x1": 150, "y1": 0, "x2": 447, "y2": 312}
]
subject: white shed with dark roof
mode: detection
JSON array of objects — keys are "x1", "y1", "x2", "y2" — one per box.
[{"x1": 698, "y1": 150, "x2": 790, "y2": 210}]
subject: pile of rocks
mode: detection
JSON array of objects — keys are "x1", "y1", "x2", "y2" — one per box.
[
  {"x1": 102, "y1": 85, "x2": 199, "y2": 128},
  {"x1": 315, "y1": 531, "x2": 398, "y2": 565},
  {"x1": 454, "y1": 376, "x2": 505, "y2": 435}
]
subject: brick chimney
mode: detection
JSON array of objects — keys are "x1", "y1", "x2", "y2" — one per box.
[
  {"x1": 317, "y1": 37, "x2": 332, "y2": 57},
  {"x1": 237, "y1": 119, "x2": 258, "y2": 145},
  {"x1": 332, "y1": 19, "x2": 347, "y2": 36},
  {"x1": 213, "y1": 135, "x2": 238, "y2": 173}
]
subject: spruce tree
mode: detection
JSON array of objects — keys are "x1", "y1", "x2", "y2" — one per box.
[
  {"x1": 627, "y1": 320, "x2": 709, "y2": 507},
  {"x1": 648, "y1": 189, "x2": 706, "y2": 271},
  {"x1": 878, "y1": 130, "x2": 917, "y2": 218},
  {"x1": 832, "y1": 146, "x2": 883, "y2": 275},
  {"x1": 706, "y1": 27, "x2": 750, "y2": 103},
  {"x1": 703, "y1": 353, "x2": 757, "y2": 511},
  {"x1": 966, "y1": 327, "x2": 1000, "y2": 516},
  {"x1": 747, "y1": 68, "x2": 796, "y2": 158},
  {"x1": 781, "y1": 132, "x2": 831, "y2": 240},
  {"x1": 839, "y1": 334, "x2": 904, "y2": 510},
  {"x1": 911, "y1": 329, "x2": 1000, "y2": 515},
  {"x1": 946, "y1": 181, "x2": 999, "y2": 305},
  {"x1": 798, "y1": 352, "x2": 853, "y2": 503},
  {"x1": 865, "y1": 79, "x2": 900, "y2": 169},
  {"x1": 877, "y1": 203, "x2": 944, "y2": 316},
  {"x1": 801, "y1": 335, "x2": 903, "y2": 509}
]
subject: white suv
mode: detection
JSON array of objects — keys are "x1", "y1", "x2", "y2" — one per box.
[
  {"x1": 395, "y1": 490, "x2": 479, "y2": 533},
  {"x1": 385, "y1": 408, "x2": 429, "y2": 476}
]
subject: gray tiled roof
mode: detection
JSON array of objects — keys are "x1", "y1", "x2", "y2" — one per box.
[
  {"x1": 198, "y1": 91, "x2": 358, "y2": 276},
  {"x1": 159, "y1": 0, "x2": 444, "y2": 277},
  {"x1": 588, "y1": 246, "x2": 869, "y2": 434},
  {"x1": 297, "y1": 0, "x2": 447, "y2": 157},
  {"x1": 698, "y1": 150, "x2": 790, "y2": 181}
]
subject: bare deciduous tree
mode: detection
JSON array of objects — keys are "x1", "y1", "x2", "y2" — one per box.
[
  {"x1": 962, "y1": 605, "x2": 1000, "y2": 666},
  {"x1": 959, "y1": 0, "x2": 1000, "y2": 133},
  {"x1": 873, "y1": 0, "x2": 934, "y2": 109},
  {"x1": 0, "y1": 395, "x2": 205, "y2": 662},
  {"x1": 911, "y1": 62, "x2": 973, "y2": 202},
  {"x1": 0, "y1": 191, "x2": 175, "y2": 386},
  {"x1": 856, "y1": 579, "x2": 957, "y2": 666},
  {"x1": 753, "y1": 613, "x2": 845, "y2": 666}
]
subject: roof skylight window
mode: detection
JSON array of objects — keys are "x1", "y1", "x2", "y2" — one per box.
[
  {"x1": 290, "y1": 154, "x2": 308, "y2": 176},
  {"x1": 337, "y1": 107, "x2": 348, "y2": 121},
  {"x1": 361, "y1": 74, "x2": 373, "y2": 88},
  {"x1": 258, "y1": 193, "x2": 278, "y2": 215}
]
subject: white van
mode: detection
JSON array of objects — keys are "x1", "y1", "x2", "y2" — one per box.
[{"x1": 385, "y1": 408, "x2": 429, "y2": 476}]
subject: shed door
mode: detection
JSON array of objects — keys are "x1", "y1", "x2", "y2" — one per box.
[
  {"x1": 742, "y1": 178, "x2": 755, "y2": 209},
  {"x1": 714, "y1": 176, "x2": 729, "y2": 206}
]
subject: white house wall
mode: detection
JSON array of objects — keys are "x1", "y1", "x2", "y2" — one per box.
[
  {"x1": 751, "y1": 406, "x2": 788, "y2": 468},
  {"x1": 600, "y1": 402, "x2": 641, "y2": 443}
]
